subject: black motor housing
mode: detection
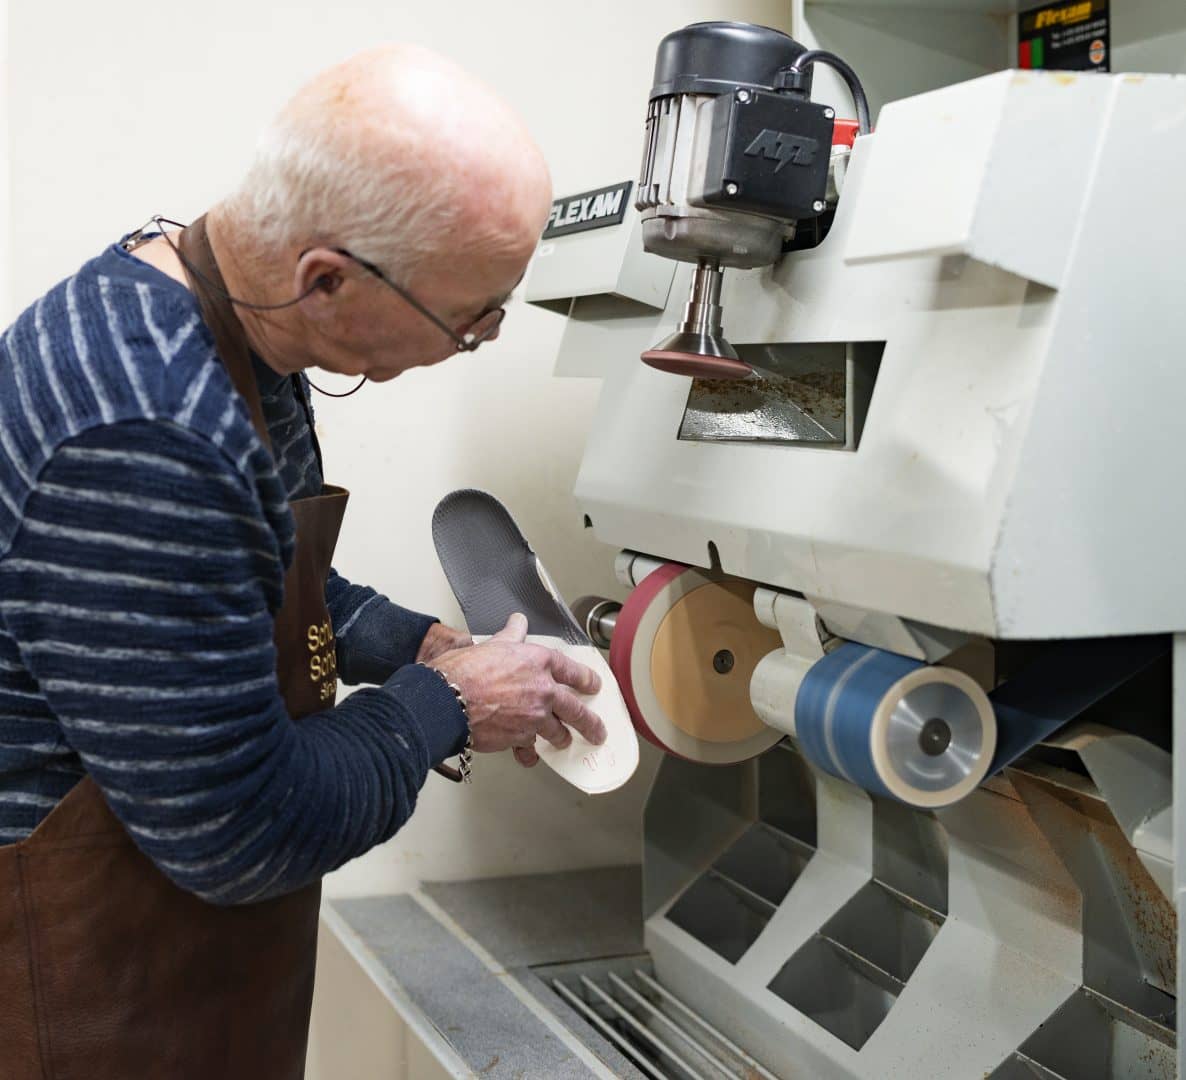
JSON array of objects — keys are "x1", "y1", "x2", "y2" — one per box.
[
  {"x1": 639, "y1": 21, "x2": 833, "y2": 230},
  {"x1": 649, "y1": 21, "x2": 812, "y2": 99}
]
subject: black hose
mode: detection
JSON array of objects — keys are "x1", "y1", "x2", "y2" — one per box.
[{"x1": 788, "y1": 50, "x2": 872, "y2": 135}]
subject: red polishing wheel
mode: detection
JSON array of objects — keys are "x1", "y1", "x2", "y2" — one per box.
[
  {"x1": 609, "y1": 562, "x2": 686, "y2": 755},
  {"x1": 609, "y1": 562, "x2": 784, "y2": 765},
  {"x1": 641, "y1": 349, "x2": 753, "y2": 381}
]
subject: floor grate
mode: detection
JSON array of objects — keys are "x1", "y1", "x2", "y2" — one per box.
[{"x1": 541, "y1": 956, "x2": 780, "y2": 1080}]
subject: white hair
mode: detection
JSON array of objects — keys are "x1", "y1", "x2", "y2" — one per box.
[{"x1": 224, "y1": 109, "x2": 463, "y2": 287}]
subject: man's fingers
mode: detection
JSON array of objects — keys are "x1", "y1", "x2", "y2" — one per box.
[
  {"x1": 513, "y1": 746, "x2": 539, "y2": 768},
  {"x1": 493, "y1": 612, "x2": 529, "y2": 643},
  {"x1": 552, "y1": 688, "x2": 607, "y2": 746},
  {"x1": 537, "y1": 711, "x2": 573, "y2": 751},
  {"x1": 548, "y1": 650, "x2": 601, "y2": 696}
]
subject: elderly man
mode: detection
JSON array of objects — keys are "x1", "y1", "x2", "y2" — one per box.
[{"x1": 0, "y1": 43, "x2": 605, "y2": 1079}]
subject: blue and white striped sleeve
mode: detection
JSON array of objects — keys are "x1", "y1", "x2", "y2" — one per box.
[
  {"x1": 325, "y1": 569, "x2": 438, "y2": 685},
  {"x1": 0, "y1": 420, "x2": 469, "y2": 905}
]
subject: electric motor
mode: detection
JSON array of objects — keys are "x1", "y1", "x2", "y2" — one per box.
[
  {"x1": 635, "y1": 21, "x2": 867, "y2": 379},
  {"x1": 636, "y1": 21, "x2": 833, "y2": 269}
]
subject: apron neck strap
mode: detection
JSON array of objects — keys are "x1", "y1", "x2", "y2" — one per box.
[{"x1": 177, "y1": 215, "x2": 273, "y2": 451}]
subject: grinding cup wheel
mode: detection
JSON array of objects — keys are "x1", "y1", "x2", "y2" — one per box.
[
  {"x1": 641, "y1": 349, "x2": 754, "y2": 381},
  {"x1": 608, "y1": 562, "x2": 785, "y2": 764}
]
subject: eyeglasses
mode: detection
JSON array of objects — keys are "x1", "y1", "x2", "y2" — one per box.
[{"x1": 331, "y1": 248, "x2": 506, "y2": 352}]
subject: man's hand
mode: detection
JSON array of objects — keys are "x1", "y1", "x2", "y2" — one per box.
[
  {"x1": 426, "y1": 613, "x2": 607, "y2": 767},
  {"x1": 416, "y1": 622, "x2": 473, "y2": 663}
]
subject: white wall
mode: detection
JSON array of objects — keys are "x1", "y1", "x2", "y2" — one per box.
[
  {"x1": 6, "y1": 0, "x2": 792, "y2": 899},
  {"x1": 0, "y1": 1, "x2": 7, "y2": 320}
]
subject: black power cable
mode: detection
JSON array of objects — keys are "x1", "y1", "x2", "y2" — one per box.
[{"x1": 778, "y1": 50, "x2": 872, "y2": 135}]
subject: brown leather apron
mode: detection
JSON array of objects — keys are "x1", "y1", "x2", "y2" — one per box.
[{"x1": 0, "y1": 216, "x2": 347, "y2": 1080}]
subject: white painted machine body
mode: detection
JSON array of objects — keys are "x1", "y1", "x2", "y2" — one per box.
[
  {"x1": 526, "y1": 66, "x2": 1185, "y2": 1080},
  {"x1": 557, "y1": 70, "x2": 1186, "y2": 641}
]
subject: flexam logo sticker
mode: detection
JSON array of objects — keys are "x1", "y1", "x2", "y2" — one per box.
[
  {"x1": 744, "y1": 129, "x2": 821, "y2": 172},
  {"x1": 542, "y1": 181, "x2": 632, "y2": 239}
]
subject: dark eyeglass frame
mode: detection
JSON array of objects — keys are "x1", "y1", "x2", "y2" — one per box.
[{"x1": 330, "y1": 247, "x2": 506, "y2": 352}]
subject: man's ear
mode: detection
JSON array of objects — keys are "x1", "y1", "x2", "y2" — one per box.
[{"x1": 293, "y1": 248, "x2": 352, "y2": 313}]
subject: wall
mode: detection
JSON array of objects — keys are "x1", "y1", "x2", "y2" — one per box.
[
  {"x1": 795, "y1": 0, "x2": 1186, "y2": 121},
  {"x1": 0, "y1": 1, "x2": 6, "y2": 321},
  {"x1": 5, "y1": 0, "x2": 791, "y2": 898}
]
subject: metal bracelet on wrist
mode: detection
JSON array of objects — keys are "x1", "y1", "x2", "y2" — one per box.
[{"x1": 422, "y1": 664, "x2": 473, "y2": 785}]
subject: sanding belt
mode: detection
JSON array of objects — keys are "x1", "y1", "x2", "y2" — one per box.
[
  {"x1": 986, "y1": 634, "x2": 1168, "y2": 775},
  {"x1": 794, "y1": 632, "x2": 1169, "y2": 808}
]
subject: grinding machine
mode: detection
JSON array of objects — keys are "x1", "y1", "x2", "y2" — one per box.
[{"x1": 525, "y1": 17, "x2": 1186, "y2": 1080}]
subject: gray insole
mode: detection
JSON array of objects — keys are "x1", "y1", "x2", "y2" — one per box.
[{"x1": 432, "y1": 489, "x2": 589, "y2": 645}]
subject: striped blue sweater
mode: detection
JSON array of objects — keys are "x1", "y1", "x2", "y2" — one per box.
[{"x1": 0, "y1": 238, "x2": 468, "y2": 904}]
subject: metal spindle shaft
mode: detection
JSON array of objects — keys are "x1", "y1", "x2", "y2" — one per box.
[{"x1": 681, "y1": 259, "x2": 726, "y2": 339}]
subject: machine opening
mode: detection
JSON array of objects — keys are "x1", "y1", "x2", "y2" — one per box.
[{"x1": 678, "y1": 340, "x2": 884, "y2": 449}]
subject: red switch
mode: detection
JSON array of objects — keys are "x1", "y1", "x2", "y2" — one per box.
[{"x1": 832, "y1": 119, "x2": 861, "y2": 148}]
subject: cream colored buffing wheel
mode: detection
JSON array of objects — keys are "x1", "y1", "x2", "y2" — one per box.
[{"x1": 608, "y1": 562, "x2": 785, "y2": 764}]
